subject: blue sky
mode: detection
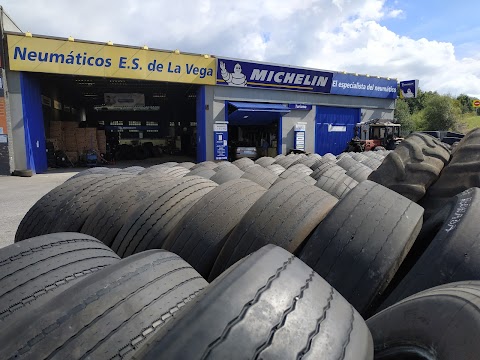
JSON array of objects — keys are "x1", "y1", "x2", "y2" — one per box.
[
  {"x1": 2, "y1": 0, "x2": 480, "y2": 97},
  {"x1": 381, "y1": 0, "x2": 479, "y2": 58}
]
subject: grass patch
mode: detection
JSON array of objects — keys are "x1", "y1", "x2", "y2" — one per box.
[{"x1": 463, "y1": 112, "x2": 480, "y2": 130}]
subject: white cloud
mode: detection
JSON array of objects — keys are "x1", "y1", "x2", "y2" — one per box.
[{"x1": 2, "y1": 0, "x2": 480, "y2": 97}]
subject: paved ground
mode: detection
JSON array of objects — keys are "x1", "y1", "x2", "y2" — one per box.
[{"x1": 0, "y1": 170, "x2": 78, "y2": 249}]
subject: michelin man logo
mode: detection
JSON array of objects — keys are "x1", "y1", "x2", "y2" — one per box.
[{"x1": 220, "y1": 61, "x2": 247, "y2": 87}]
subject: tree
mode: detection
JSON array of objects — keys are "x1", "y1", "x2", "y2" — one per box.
[
  {"x1": 457, "y1": 94, "x2": 474, "y2": 113},
  {"x1": 422, "y1": 95, "x2": 462, "y2": 130},
  {"x1": 394, "y1": 99, "x2": 415, "y2": 134}
]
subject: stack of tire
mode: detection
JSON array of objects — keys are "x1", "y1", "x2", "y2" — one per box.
[{"x1": 3, "y1": 129, "x2": 480, "y2": 359}]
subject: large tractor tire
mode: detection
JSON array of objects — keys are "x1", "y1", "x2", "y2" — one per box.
[{"x1": 368, "y1": 132, "x2": 451, "y2": 202}]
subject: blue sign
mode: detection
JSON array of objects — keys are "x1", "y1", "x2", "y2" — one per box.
[
  {"x1": 217, "y1": 58, "x2": 333, "y2": 94},
  {"x1": 330, "y1": 73, "x2": 397, "y2": 99},
  {"x1": 213, "y1": 123, "x2": 228, "y2": 160},
  {"x1": 288, "y1": 104, "x2": 313, "y2": 111},
  {"x1": 399, "y1": 79, "x2": 419, "y2": 99}
]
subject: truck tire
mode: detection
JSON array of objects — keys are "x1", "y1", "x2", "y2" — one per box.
[
  {"x1": 265, "y1": 164, "x2": 286, "y2": 176},
  {"x1": 380, "y1": 188, "x2": 480, "y2": 309},
  {"x1": 15, "y1": 174, "x2": 116, "y2": 242},
  {"x1": 255, "y1": 156, "x2": 276, "y2": 167},
  {"x1": 214, "y1": 162, "x2": 236, "y2": 171},
  {"x1": 232, "y1": 158, "x2": 254, "y2": 171},
  {"x1": 273, "y1": 155, "x2": 301, "y2": 169},
  {"x1": 12, "y1": 169, "x2": 33, "y2": 177},
  {"x1": 81, "y1": 174, "x2": 176, "y2": 247},
  {"x1": 134, "y1": 245, "x2": 373, "y2": 360},
  {"x1": 122, "y1": 166, "x2": 145, "y2": 174},
  {"x1": 359, "y1": 158, "x2": 382, "y2": 170},
  {"x1": 210, "y1": 166, "x2": 244, "y2": 184},
  {"x1": 112, "y1": 177, "x2": 217, "y2": 257},
  {"x1": 322, "y1": 153, "x2": 337, "y2": 162},
  {"x1": 190, "y1": 161, "x2": 218, "y2": 170},
  {"x1": 178, "y1": 161, "x2": 195, "y2": 169},
  {"x1": 139, "y1": 165, "x2": 189, "y2": 177},
  {"x1": 50, "y1": 174, "x2": 135, "y2": 234},
  {"x1": 346, "y1": 163, "x2": 373, "y2": 183},
  {"x1": 209, "y1": 179, "x2": 338, "y2": 280},
  {"x1": 0, "y1": 250, "x2": 207, "y2": 360},
  {"x1": 240, "y1": 164, "x2": 279, "y2": 189},
  {"x1": 337, "y1": 156, "x2": 359, "y2": 171},
  {"x1": 367, "y1": 281, "x2": 480, "y2": 360},
  {"x1": 0, "y1": 233, "x2": 119, "y2": 327},
  {"x1": 420, "y1": 128, "x2": 480, "y2": 218},
  {"x1": 67, "y1": 167, "x2": 119, "y2": 181},
  {"x1": 311, "y1": 162, "x2": 345, "y2": 181},
  {"x1": 368, "y1": 132, "x2": 451, "y2": 202},
  {"x1": 289, "y1": 156, "x2": 318, "y2": 168},
  {"x1": 350, "y1": 152, "x2": 369, "y2": 162},
  {"x1": 272, "y1": 164, "x2": 316, "y2": 186},
  {"x1": 316, "y1": 170, "x2": 358, "y2": 199},
  {"x1": 162, "y1": 179, "x2": 266, "y2": 278},
  {"x1": 185, "y1": 167, "x2": 217, "y2": 179},
  {"x1": 299, "y1": 180, "x2": 424, "y2": 316}
]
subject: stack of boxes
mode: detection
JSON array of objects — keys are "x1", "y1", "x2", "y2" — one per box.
[
  {"x1": 48, "y1": 121, "x2": 64, "y2": 151},
  {"x1": 97, "y1": 130, "x2": 107, "y2": 154}
]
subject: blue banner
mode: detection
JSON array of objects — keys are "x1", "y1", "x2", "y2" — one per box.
[
  {"x1": 399, "y1": 79, "x2": 418, "y2": 99},
  {"x1": 217, "y1": 58, "x2": 333, "y2": 94},
  {"x1": 330, "y1": 73, "x2": 397, "y2": 99},
  {"x1": 213, "y1": 123, "x2": 228, "y2": 160}
]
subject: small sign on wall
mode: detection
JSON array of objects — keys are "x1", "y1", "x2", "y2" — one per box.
[
  {"x1": 213, "y1": 122, "x2": 228, "y2": 160},
  {"x1": 328, "y1": 124, "x2": 346, "y2": 132}
]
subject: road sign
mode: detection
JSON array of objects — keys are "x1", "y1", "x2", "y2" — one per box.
[{"x1": 473, "y1": 99, "x2": 480, "y2": 108}]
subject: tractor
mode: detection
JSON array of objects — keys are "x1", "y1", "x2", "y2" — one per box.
[{"x1": 346, "y1": 119, "x2": 403, "y2": 152}]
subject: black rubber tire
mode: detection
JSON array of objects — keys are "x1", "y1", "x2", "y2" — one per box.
[
  {"x1": 308, "y1": 153, "x2": 322, "y2": 160},
  {"x1": 254, "y1": 156, "x2": 276, "y2": 167},
  {"x1": 316, "y1": 170, "x2": 358, "y2": 199},
  {"x1": 122, "y1": 166, "x2": 145, "y2": 174},
  {"x1": 0, "y1": 233, "x2": 119, "y2": 327},
  {"x1": 350, "y1": 152, "x2": 369, "y2": 162},
  {"x1": 241, "y1": 164, "x2": 279, "y2": 189},
  {"x1": 368, "y1": 132, "x2": 451, "y2": 202},
  {"x1": 67, "y1": 167, "x2": 119, "y2": 181},
  {"x1": 178, "y1": 162, "x2": 195, "y2": 169},
  {"x1": 162, "y1": 179, "x2": 267, "y2": 278},
  {"x1": 310, "y1": 157, "x2": 334, "y2": 171},
  {"x1": 265, "y1": 164, "x2": 286, "y2": 176},
  {"x1": 336, "y1": 153, "x2": 352, "y2": 160},
  {"x1": 209, "y1": 179, "x2": 338, "y2": 280},
  {"x1": 273, "y1": 154, "x2": 302, "y2": 169},
  {"x1": 139, "y1": 165, "x2": 189, "y2": 177},
  {"x1": 210, "y1": 166, "x2": 244, "y2": 184},
  {"x1": 190, "y1": 161, "x2": 218, "y2": 170},
  {"x1": 337, "y1": 156, "x2": 359, "y2": 171},
  {"x1": 374, "y1": 146, "x2": 386, "y2": 151},
  {"x1": 111, "y1": 176, "x2": 217, "y2": 257},
  {"x1": 232, "y1": 158, "x2": 255, "y2": 171},
  {"x1": 213, "y1": 162, "x2": 236, "y2": 172},
  {"x1": 50, "y1": 173, "x2": 136, "y2": 234},
  {"x1": 272, "y1": 164, "x2": 316, "y2": 186},
  {"x1": 346, "y1": 162, "x2": 373, "y2": 183},
  {"x1": 15, "y1": 173, "x2": 117, "y2": 242},
  {"x1": 0, "y1": 250, "x2": 207, "y2": 360},
  {"x1": 311, "y1": 162, "x2": 345, "y2": 181},
  {"x1": 274, "y1": 154, "x2": 285, "y2": 160},
  {"x1": 380, "y1": 187, "x2": 480, "y2": 309},
  {"x1": 81, "y1": 174, "x2": 176, "y2": 247},
  {"x1": 12, "y1": 169, "x2": 33, "y2": 177},
  {"x1": 322, "y1": 153, "x2": 337, "y2": 162},
  {"x1": 420, "y1": 128, "x2": 480, "y2": 217},
  {"x1": 186, "y1": 167, "x2": 217, "y2": 179},
  {"x1": 367, "y1": 281, "x2": 480, "y2": 360},
  {"x1": 134, "y1": 245, "x2": 373, "y2": 360},
  {"x1": 359, "y1": 157, "x2": 382, "y2": 170},
  {"x1": 289, "y1": 156, "x2": 318, "y2": 168},
  {"x1": 298, "y1": 180, "x2": 424, "y2": 316}
]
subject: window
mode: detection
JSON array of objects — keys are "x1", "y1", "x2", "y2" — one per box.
[
  {"x1": 129, "y1": 121, "x2": 141, "y2": 126},
  {"x1": 110, "y1": 121, "x2": 123, "y2": 126},
  {"x1": 146, "y1": 121, "x2": 158, "y2": 126}
]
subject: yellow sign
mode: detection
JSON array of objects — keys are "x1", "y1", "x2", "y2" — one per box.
[
  {"x1": 473, "y1": 99, "x2": 480, "y2": 108},
  {"x1": 7, "y1": 34, "x2": 216, "y2": 85}
]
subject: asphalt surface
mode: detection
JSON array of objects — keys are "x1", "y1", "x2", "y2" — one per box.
[{"x1": 0, "y1": 170, "x2": 78, "y2": 249}]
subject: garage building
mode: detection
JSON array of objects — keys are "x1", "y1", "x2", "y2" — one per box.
[{"x1": 0, "y1": 10, "x2": 397, "y2": 175}]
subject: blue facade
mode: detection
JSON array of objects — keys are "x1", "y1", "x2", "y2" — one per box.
[
  {"x1": 315, "y1": 106, "x2": 360, "y2": 155},
  {"x1": 20, "y1": 73, "x2": 47, "y2": 173},
  {"x1": 196, "y1": 86, "x2": 207, "y2": 162}
]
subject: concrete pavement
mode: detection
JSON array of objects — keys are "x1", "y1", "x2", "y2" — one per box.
[{"x1": 0, "y1": 171, "x2": 78, "y2": 249}]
